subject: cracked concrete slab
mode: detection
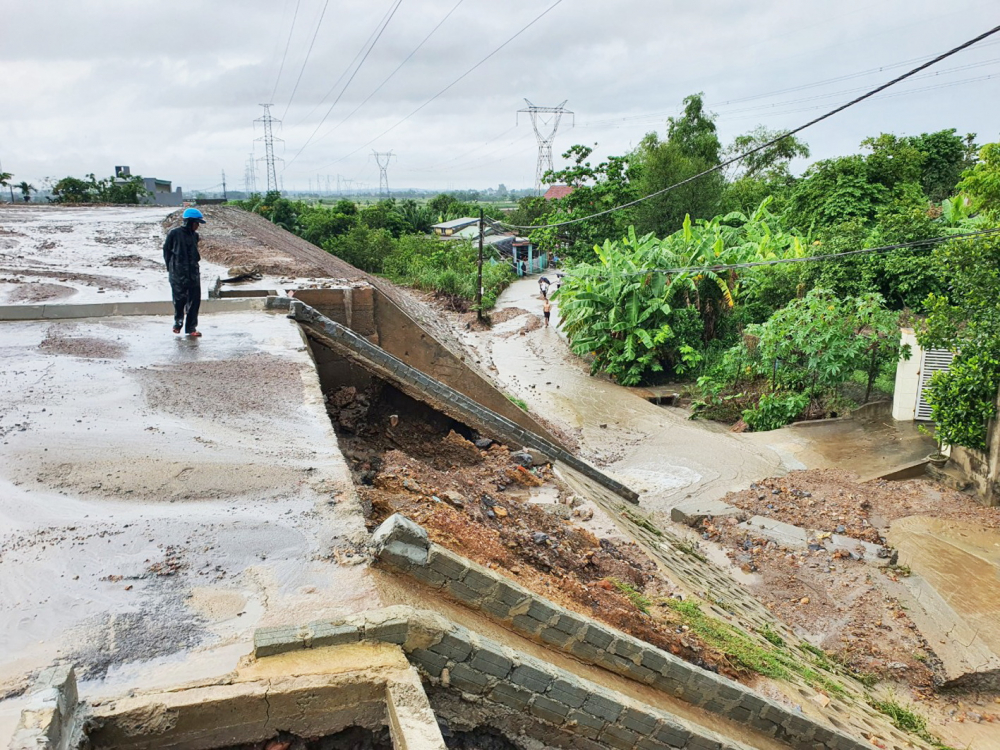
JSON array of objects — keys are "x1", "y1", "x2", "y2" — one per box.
[{"x1": 0, "y1": 310, "x2": 378, "y2": 744}]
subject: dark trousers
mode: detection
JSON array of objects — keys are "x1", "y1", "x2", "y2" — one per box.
[{"x1": 171, "y1": 278, "x2": 201, "y2": 333}]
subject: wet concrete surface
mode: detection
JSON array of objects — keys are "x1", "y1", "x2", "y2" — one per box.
[
  {"x1": 0, "y1": 205, "x2": 336, "y2": 308},
  {"x1": 0, "y1": 206, "x2": 227, "y2": 304},
  {"x1": 0, "y1": 310, "x2": 376, "y2": 744},
  {"x1": 890, "y1": 516, "x2": 1000, "y2": 659},
  {"x1": 461, "y1": 278, "x2": 785, "y2": 519},
  {"x1": 745, "y1": 414, "x2": 936, "y2": 478}
]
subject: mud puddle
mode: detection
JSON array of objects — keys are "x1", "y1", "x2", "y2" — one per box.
[{"x1": 890, "y1": 516, "x2": 1000, "y2": 657}]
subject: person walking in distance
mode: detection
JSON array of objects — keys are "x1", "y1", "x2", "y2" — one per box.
[
  {"x1": 543, "y1": 297, "x2": 552, "y2": 328},
  {"x1": 163, "y1": 208, "x2": 206, "y2": 337}
]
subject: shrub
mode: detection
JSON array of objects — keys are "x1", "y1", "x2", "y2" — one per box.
[{"x1": 742, "y1": 392, "x2": 809, "y2": 431}]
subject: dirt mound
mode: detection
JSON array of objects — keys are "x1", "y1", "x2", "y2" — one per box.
[
  {"x1": 39, "y1": 329, "x2": 126, "y2": 359},
  {"x1": 0, "y1": 266, "x2": 133, "y2": 291},
  {"x1": 135, "y1": 353, "x2": 305, "y2": 421},
  {"x1": 489, "y1": 306, "x2": 530, "y2": 324},
  {"x1": 722, "y1": 470, "x2": 1000, "y2": 544},
  {"x1": 106, "y1": 254, "x2": 161, "y2": 270},
  {"x1": 703, "y1": 468, "x2": 1000, "y2": 689},
  {"x1": 7, "y1": 282, "x2": 76, "y2": 303}
]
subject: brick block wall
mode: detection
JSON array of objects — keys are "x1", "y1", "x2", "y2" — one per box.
[
  {"x1": 365, "y1": 515, "x2": 870, "y2": 750},
  {"x1": 254, "y1": 606, "x2": 757, "y2": 750}
]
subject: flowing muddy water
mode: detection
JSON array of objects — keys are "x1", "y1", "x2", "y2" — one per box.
[
  {"x1": 460, "y1": 277, "x2": 785, "y2": 518},
  {"x1": 890, "y1": 516, "x2": 1000, "y2": 656}
]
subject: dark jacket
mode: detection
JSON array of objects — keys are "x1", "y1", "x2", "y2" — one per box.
[{"x1": 163, "y1": 225, "x2": 201, "y2": 285}]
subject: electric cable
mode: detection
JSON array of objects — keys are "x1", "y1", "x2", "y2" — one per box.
[
  {"x1": 285, "y1": 0, "x2": 404, "y2": 169},
  {"x1": 494, "y1": 22, "x2": 1000, "y2": 232},
  {"x1": 557, "y1": 228, "x2": 1000, "y2": 281},
  {"x1": 304, "y1": 0, "x2": 465, "y2": 155},
  {"x1": 307, "y1": 0, "x2": 565, "y2": 174},
  {"x1": 281, "y1": 0, "x2": 332, "y2": 121},
  {"x1": 725, "y1": 71, "x2": 1000, "y2": 122},
  {"x1": 291, "y1": 0, "x2": 402, "y2": 128},
  {"x1": 269, "y1": 0, "x2": 302, "y2": 103}
]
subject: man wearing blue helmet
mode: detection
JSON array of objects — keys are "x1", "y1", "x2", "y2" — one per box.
[{"x1": 163, "y1": 208, "x2": 206, "y2": 336}]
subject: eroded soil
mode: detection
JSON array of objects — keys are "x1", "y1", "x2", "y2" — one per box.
[{"x1": 325, "y1": 380, "x2": 748, "y2": 679}]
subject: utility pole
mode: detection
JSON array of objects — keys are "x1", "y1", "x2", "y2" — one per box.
[
  {"x1": 221, "y1": 169, "x2": 227, "y2": 201},
  {"x1": 372, "y1": 150, "x2": 394, "y2": 198},
  {"x1": 476, "y1": 209, "x2": 485, "y2": 323},
  {"x1": 254, "y1": 103, "x2": 283, "y2": 193},
  {"x1": 518, "y1": 99, "x2": 574, "y2": 194}
]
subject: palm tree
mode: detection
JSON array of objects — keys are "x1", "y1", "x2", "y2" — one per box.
[
  {"x1": 17, "y1": 181, "x2": 35, "y2": 202},
  {"x1": 0, "y1": 172, "x2": 12, "y2": 203}
]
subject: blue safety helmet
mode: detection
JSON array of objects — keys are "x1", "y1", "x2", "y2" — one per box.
[{"x1": 182, "y1": 208, "x2": 206, "y2": 224}]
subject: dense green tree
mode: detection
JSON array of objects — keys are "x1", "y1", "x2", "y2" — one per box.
[
  {"x1": 909, "y1": 129, "x2": 977, "y2": 202},
  {"x1": 531, "y1": 144, "x2": 638, "y2": 260},
  {"x1": 631, "y1": 94, "x2": 725, "y2": 237},
  {"x1": 920, "y1": 231, "x2": 1000, "y2": 450},
  {"x1": 957, "y1": 142, "x2": 1000, "y2": 218},
  {"x1": 323, "y1": 224, "x2": 395, "y2": 273},
  {"x1": 725, "y1": 126, "x2": 810, "y2": 182}
]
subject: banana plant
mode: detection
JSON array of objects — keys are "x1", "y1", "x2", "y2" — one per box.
[{"x1": 556, "y1": 198, "x2": 805, "y2": 385}]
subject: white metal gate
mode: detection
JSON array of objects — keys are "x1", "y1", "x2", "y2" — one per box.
[{"x1": 915, "y1": 348, "x2": 955, "y2": 421}]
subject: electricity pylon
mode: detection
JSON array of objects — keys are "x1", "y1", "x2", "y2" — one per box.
[
  {"x1": 254, "y1": 104, "x2": 283, "y2": 193},
  {"x1": 518, "y1": 99, "x2": 573, "y2": 194},
  {"x1": 372, "y1": 150, "x2": 395, "y2": 198}
]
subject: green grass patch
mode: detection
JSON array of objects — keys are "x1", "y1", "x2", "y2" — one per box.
[
  {"x1": 506, "y1": 395, "x2": 528, "y2": 411},
  {"x1": 758, "y1": 624, "x2": 785, "y2": 647},
  {"x1": 609, "y1": 579, "x2": 651, "y2": 614},
  {"x1": 673, "y1": 539, "x2": 708, "y2": 562},
  {"x1": 622, "y1": 509, "x2": 664, "y2": 537},
  {"x1": 660, "y1": 599, "x2": 848, "y2": 696},
  {"x1": 867, "y1": 697, "x2": 955, "y2": 749}
]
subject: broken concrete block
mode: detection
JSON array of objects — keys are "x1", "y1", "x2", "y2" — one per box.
[
  {"x1": 524, "y1": 447, "x2": 551, "y2": 466},
  {"x1": 379, "y1": 539, "x2": 429, "y2": 570},
  {"x1": 510, "y1": 451, "x2": 533, "y2": 468},
  {"x1": 671, "y1": 499, "x2": 745, "y2": 527},
  {"x1": 371, "y1": 513, "x2": 430, "y2": 551},
  {"x1": 738, "y1": 516, "x2": 896, "y2": 566}
]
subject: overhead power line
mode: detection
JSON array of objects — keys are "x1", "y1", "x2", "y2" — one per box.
[
  {"x1": 281, "y1": 0, "x2": 332, "y2": 121},
  {"x1": 285, "y1": 0, "x2": 405, "y2": 170},
  {"x1": 270, "y1": 0, "x2": 302, "y2": 103},
  {"x1": 496, "y1": 22, "x2": 1000, "y2": 231},
  {"x1": 302, "y1": 0, "x2": 465, "y2": 156},
  {"x1": 307, "y1": 0, "x2": 565, "y2": 174},
  {"x1": 561, "y1": 228, "x2": 1000, "y2": 280}
]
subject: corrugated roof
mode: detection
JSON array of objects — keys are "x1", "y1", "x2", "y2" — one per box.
[
  {"x1": 543, "y1": 185, "x2": 574, "y2": 201},
  {"x1": 432, "y1": 217, "x2": 480, "y2": 230}
]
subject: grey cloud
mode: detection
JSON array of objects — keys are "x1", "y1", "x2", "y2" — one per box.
[{"x1": 4, "y1": 0, "x2": 998, "y2": 191}]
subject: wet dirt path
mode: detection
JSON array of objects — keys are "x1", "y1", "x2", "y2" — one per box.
[{"x1": 455, "y1": 277, "x2": 784, "y2": 518}]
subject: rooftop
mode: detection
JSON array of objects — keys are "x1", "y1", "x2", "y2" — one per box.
[
  {"x1": 430, "y1": 216, "x2": 479, "y2": 231},
  {"x1": 543, "y1": 184, "x2": 574, "y2": 201}
]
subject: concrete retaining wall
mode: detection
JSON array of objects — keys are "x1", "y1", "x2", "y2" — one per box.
[
  {"x1": 0, "y1": 297, "x2": 268, "y2": 321},
  {"x1": 289, "y1": 301, "x2": 638, "y2": 503},
  {"x1": 254, "y1": 606, "x2": 764, "y2": 750},
  {"x1": 361, "y1": 515, "x2": 870, "y2": 750},
  {"x1": 9, "y1": 666, "x2": 80, "y2": 750}
]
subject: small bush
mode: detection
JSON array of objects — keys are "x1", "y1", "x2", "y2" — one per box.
[{"x1": 742, "y1": 391, "x2": 809, "y2": 431}]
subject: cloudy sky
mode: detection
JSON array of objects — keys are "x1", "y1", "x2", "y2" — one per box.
[{"x1": 3, "y1": 0, "x2": 999, "y2": 194}]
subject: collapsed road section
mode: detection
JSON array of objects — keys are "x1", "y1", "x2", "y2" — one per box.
[{"x1": 1, "y1": 205, "x2": 949, "y2": 750}]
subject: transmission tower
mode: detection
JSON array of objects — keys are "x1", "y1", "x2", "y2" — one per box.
[
  {"x1": 517, "y1": 99, "x2": 574, "y2": 194},
  {"x1": 245, "y1": 153, "x2": 258, "y2": 194},
  {"x1": 372, "y1": 150, "x2": 394, "y2": 198},
  {"x1": 254, "y1": 104, "x2": 283, "y2": 193}
]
